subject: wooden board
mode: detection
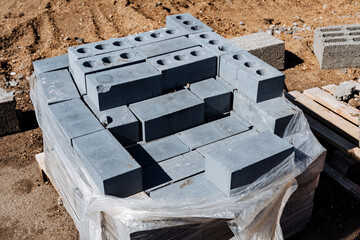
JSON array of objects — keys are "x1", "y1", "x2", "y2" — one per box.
[{"x1": 303, "y1": 87, "x2": 360, "y2": 125}]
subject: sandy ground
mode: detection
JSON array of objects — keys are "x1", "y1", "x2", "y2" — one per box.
[{"x1": 0, "y1": 0, "x2": 360, "y2": 239}]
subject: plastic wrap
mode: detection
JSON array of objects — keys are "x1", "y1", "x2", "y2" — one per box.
[{"x1": 30, "y1": 73, "x2": 326, "y2": 240}]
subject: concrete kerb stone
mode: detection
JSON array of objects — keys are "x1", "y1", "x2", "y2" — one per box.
[
  {"x1": 0, "y1": 88, "x2": 20, "y2": 136},
  {"x1": 166, "y1": 13, "x2": 213, "y2": 34},
  {"x1": 127, "y1": 27, "x2": 188, "y2": 46}
]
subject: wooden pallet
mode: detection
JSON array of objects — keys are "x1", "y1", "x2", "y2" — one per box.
[{"x1": 285, "y1": 81, "x2": 360, "y2": 201}]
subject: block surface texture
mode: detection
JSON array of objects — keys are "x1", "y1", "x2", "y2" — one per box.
[
  {"x1": 129, "y1": 89, "x2": 205, "y2": 141},
  {"x1": 127, "y1": 27, "x2": 187, "y2": 46},
  {"x1": 189, "y1": 78, "x2": 232, "y2": 120},
  {"x1": 203, "y1": 131, "x2": 294, "y2": 196},
  {"x1": 72, "y1": 129, "x2": 142, "y2": 197},
  {"x1": 149, "y1": 46, "x2": 217, "y2": 91},
  {"x1": 166, "y1": 13, "x2": 213, "y2": 34},
  {"x1": 37, "y1": 69, "x2": 79, "y2": 105},
  {"x1": 86, "y1": 61, "x2": 162, "y2": 111},
  {"x1": 84, "y1": 95, "x2": 139, "y2": 147},
  {"x1": 314, "y1": 24, "x2": 360, "y2": 69},
  {"x1": 229, "y1": 32, "x2": 285, "y2": 70},
  {"x1": 33, "y1": 54, "x2": 69, "y2": 75},
  {"x1": 219, "y1": 50, "x2": 285, "y2": 103},
  {"x1": 0, "y1": 89, "x2": 19, "y2": 136}
]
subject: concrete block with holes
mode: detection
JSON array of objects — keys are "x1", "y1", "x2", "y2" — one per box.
[
  {"x1": 129, "y1": 89, "x2": 205, "y2": 142},
  {"x1": 314, "y1": 24, "x2": 360, "y2": 69},
  {"x1": 149, "y1": 46, "x2": 217, "y2": 91},
  {"x1": 70, "y1": 48, "x2": 145, "y2": 95},
  {"x1": 189, "y1": 78, "x2": 232, "y2": 120},
  {"x1": 127, "y1": 27, "x2": 187, "y2": 46},
  {"x1": 33, "y1": 54, "x2": 69, "y2": 76},
  {"x1": 83, "y1": 95, "x2": 139, "y2": 147},
  {"x1": 86, "y1": 61, "x2": 162, "y2": 111},
  {"x1": 219, "y1": 50, "x2": 285, "y2": 103},
  {"x1": 166, "y1": 13, "x2": 213, "y2": 34}
]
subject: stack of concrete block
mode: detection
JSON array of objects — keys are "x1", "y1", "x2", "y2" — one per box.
[
  {"x1": 314, "y1": 24, "x2": 360, "y2": 69},
  {"x1": 32, "y1": 13, "x2": 306, "y2": 239},
  {"x1": 0, "y1": 88, "x2": 20, "y2": 136}
]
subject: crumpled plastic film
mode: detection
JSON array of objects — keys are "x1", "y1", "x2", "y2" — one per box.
[{"x1": 30, "y1": 72, "x2": 326, "y2": 240}]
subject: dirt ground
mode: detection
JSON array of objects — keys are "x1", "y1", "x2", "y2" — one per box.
[{"x1": 1, "y1": 0, "x2": 360, "y2": 239}]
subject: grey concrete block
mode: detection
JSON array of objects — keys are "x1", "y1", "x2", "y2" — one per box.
[
  {"x1": 37, "y1": 69, "x2": 79, "y2": 105},
  {"x1": 126, "y1": 135, "x2": 190, "y2": 167},
  {"x1": 86, "y1": 62, "x2": 162, "y2": 111},
  {"x1": 189, "y1": 78, "x2": 232, "y2": 120},
  {"x1": 127, "y1": 27, "x2": 187, "y2": 46},
  {"x1": 219, "y1": 50, "x2": 285, "y2": 103},
  {"x1": 142, "y1": 151, "x2": 205, "y2": 191},
  {"x1": 204, "y1": 131, "x2": 294, "y2": 196},
  {"x1": 175, "y1": 113, "x2": 250, "y2": 150},
  {"x1": 149, "y1": 46, "x2": 217, "y2": 91},
  {"x1": 166, "y1": 13, "x2": 213, "y2": 34},
  {"x1": 314, "y1": 24, "x2": 360, "y2": 69},
  {"x1": 229, "y1": 32, "x2": 285, "y2": 70},
  {"x1": 84, "y1": 95, "x2": 140, "y2": 147},
  {"x1": 33, "y1": 54, "x2": 69, "y2": 75},
  {"x1": 70, "y1": 48, "x2": 145, "y2": 95},
  {"x1": 233, "y1": 91, "x2": 297, "y2": 137},
  {"x1": 129, "y1": 89, "x2": 205, "y2": 141},
  {"x1": 48, "y1": 98, "x2": 104, "y2": 145},
  {"x1": 72, "y1": 129, "x2": 142, "y2": 197},
  {"x1": 68, "y1": 37, "x2": 133, "y2": 63},
  {"x1": 134, "y1": 36, "x2": 199, "y2": 59},
  {"x1": 0, "y1": 89, "x2": 19, "y2": 136}
]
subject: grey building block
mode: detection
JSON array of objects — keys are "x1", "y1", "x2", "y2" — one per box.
[
  {"x1": 68, "y1": 37, "x2": 133, "y2": 63},
  {"x1": 33, "y1": 54, "x2": 69, "y2": 75},
  {"x1": 72, "y1": 129, "x2": 142, "y2": 197},
  {"x1": 219, "y1": 50, "x2": 285, "y2": 103},
  {"x1": 142, "y1": 151, "x2": 205, "y2": 191},
  {"x1": 229, "y1": 32, "x2": 285, "y2": 70},
  {"x1": 86, "y1": 62, "x2": 162, "y2": 111},
  {"x1": 314, "y1": 24, "x2": 360, "y2": 69},
  {"x1": 126, "y1": 135, "x2": 190, "y2": 167},
  {"x1": 189, "y1": 78, "x2": 232, "y2": 120},
  {"x1": 70, "y1": 48, "x2": 145, "y2": 95},
  {"x1": 37, "y1": 69, "x2": 79, "y2": 105},
  {"x1": 129, "y1": 89, "x2": 205, "y2": 141},
  {"x1": 166, "y1": 13, "x2": 213, "y2": 34},
  {"x1": 0, "y1": 89, "x2": 19, "y2": 136},
  {"x1": 215, "y1": 76, "x2": 237, "y2": 92},
  {"x1": 233, "y1": 91, "x2": 297, "y2": 137},
  {"x1": 149, "y1": 173, "x2": 225, "y2": 200},
  {"x1": 149, "y1": 46, "x2": 217, "y2": 91},
  {"x1": 175, "y1": 113, "x2": 250, "y2": 150},
  {"x1": 204, "y1": 131, "x2": 294, "y2": 196},
  {"x1": 127, "y1": 27, "x2": 187, "y2": 46},
  {"x1": 48, "y1": 98, "x2": 104, "y2": 145},
  {"x1": 84, "y1": 95, "x2": 140, "y2": 147},
  {"x1": 134, "y1": 36, "x2": 199, "y2": 59}
]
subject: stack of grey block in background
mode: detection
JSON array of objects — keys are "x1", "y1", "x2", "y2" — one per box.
[
  {"x1": 0, "y1": 88, "x2": 20, "y2": 136},
  {"x1": 33, "y1": 13, "x2": 300, "y2": 239}
]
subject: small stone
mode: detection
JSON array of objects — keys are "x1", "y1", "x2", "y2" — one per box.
[
  {"x1": 293, "y1": 22, "x2": 298, "y2": 26},
  {"x1": 9, "y1": 80, "x2": 18, "y2": 87},
  {"x1": 57, "y1": 197, "x2": 63, "y2": 206},
  {"x1": 266, "y1": 29, "x2": 273, "y2": 35},
  {"x1": 16, "y1": 74, "x2": 24, "y2": 80},
  {"x1": 239, "y1": 21, "x2": 244, "y2": 26},
  {"x1": 341, "y1": 68, "x2": 347, "y2": 75},
  {"x1": 306, "y1": 26, "x2": 312, "y2": 31},
  {"x1": 10, "y1": 72, "x2": 16, "y2": 76},
  {"x1": 334, "y1": 82, "x2": 355, "y2": 102},
  {"x1": 274, "y1": 30, "x2": 281, "y2": 34},
  {"x1": 76, "y1": 38, "x2": 84, "y2": 44},
  {"x1": 63, "y1": 36, "x2": 70, "y2": 41},
  {"x1": 293, "y1": 36, "x2": 303, "y2": 39}
]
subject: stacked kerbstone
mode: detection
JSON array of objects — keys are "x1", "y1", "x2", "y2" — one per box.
[{"x1": 33, "y1": 13, "x2": 297, "y2": 201}]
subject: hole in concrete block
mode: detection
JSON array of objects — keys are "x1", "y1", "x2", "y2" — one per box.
[
  {"x1": 95, "y1": 44, "x2": 109, "y2": 50},
  {"x1": 183, "y1": 20, "x2": 195, "y2": 25},
  {"x1": 134, "y1": 36, "x2": 146, "y2": 42},
  {"x1": 244, "y1": 62, "x2": 257, "y2": 68},
  {"x1": 218, "y1": 46, "x2": 231, "y2": 52},
  {"x1": 191, "y1": 25, "x2": 203, "y2": 31},
  {"x1": 209, "y1": 40, "x2": 220, "y2": 45},
  {"x1": 176, "y1": 15, "x2": 186, "y2": 20},
  {"x1": 350, "y1": 31, "x2": 360, "y2": 36},
  {"x1": 166, "y1": 29, "x2": 178, "y2": 34},
  {"x1": 120, "y1": 52, "x2": 134, "y2": 59},
  {"x1": 325, "y1": 38, "x2": 347, "y2": 43},
  {"x1": 150, "y1": 32, "x2": 163, "y2": 38},
  {"x1": 347, "y1": 26, "x2": 360, "y2": 31},
  {"x1": 323, "y1": 32, "x2": 344, "y2": 37},
  {"x1": 256, "y1": 69, "x2": 266, "y2": 76},
  {"x1": 190, "y1": 50, "x2": 204, "y2": 56},
  {"x1": 320, "y1": 27, "x2": 342, "y2": 32},
  {"x1": 83, "y1": 61, "x2": 95, "y2": 68},
  {"x1": 157, "y1": 59, "x2": 171, "y2": 65},
  {"x1": 233, "y1": 54, "x2": 243, "y2": 60},
  {"x1": 174, "y1": 54, "x2": 188, "y2": 61},
  {"x1": 102, "y1": 57, "x2": 114, "y2": 64},
  {"x1": 199, "y1": 33, "x2": 210, "y2": 39},
  {"x1": 76, "y1": 48, "x2": 90, "y2": 54},
  {"x1": 113, "y1": 41, "x2": 124, "y2": 46}
]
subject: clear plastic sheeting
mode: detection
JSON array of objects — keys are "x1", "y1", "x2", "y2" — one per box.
[{"x1": 30, "y1": 73, "x2": 326, "y2": 240}]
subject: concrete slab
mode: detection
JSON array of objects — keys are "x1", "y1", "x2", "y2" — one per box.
[
  {"x1": 127, "y1": 27, "x2": 187, "y2": 46},
  {"x1": 129, "y1": 89, "x2": 205, "y2": 141},
  {"x1": 134, "y1": 36, "x2": 199, "y2": 58},
  {"x1": 0, "y1": 88, "x2": 19, "y2": 136},
  {"x1": 126, "y1": 135, "x2": 190, "y2": 167},
  {"x1": 84, "y1": 95, "x2": 140, "y2": 147},
  {"x1": 175, "y1": 113, "x2": 250, "y2": 150},
  {"x1": 219, "y1": 50, "x2": 285, "y2": 103},
  {"x1": 37, "y1": 69, "x2": 79, "y2": 105},
  {"x1": 166, "y1": 13, "x2": 213, "y2": 34},
  {"x1": 189, "y1": 78, "x2": 232, "y2": 120},
  {"x1": 204, "y1": 131, "x2": 294, "y2": 196},
  {"x1": 229, "y1": 32, "x2": 285, "y2": 70},
  {"x1": 33, "y1": 54, "x2": 69, "y2": 75},
  {"x1": 86, "y1": 61, "x2": 162, "y2": 111},
  {"x1": 70, "y1": 48, "x2": 145, "y2": 95},
  {"x1": 72, "y1": 129, "x2": 142, "y2": 197},
  {"x1": 149, "y1": 46, "x2": 217, "y2": 91}
]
